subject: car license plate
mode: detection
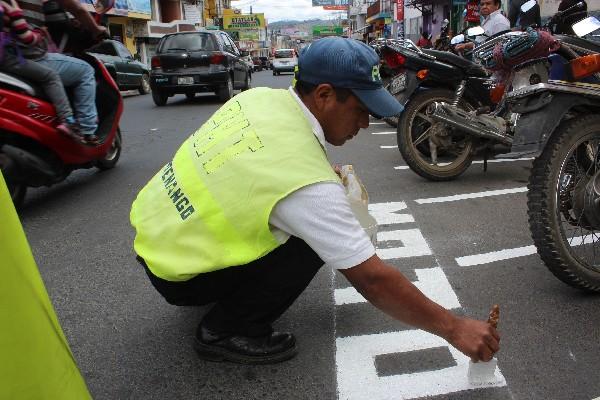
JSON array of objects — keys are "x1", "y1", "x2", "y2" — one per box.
[
  {"x1": 390, "y1": 73, "x2": 406, "y2": 95},
  {"x1": 177, "y1": 76, "x2": 194, "y2": 85}
]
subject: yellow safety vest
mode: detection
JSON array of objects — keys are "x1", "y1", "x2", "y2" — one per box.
[
  {"x1": 0, "y1": 173, "x2": 91, "y2": 399},
  {"x1": 130, "y1": 88, "x2": 339, "y2": 281}
]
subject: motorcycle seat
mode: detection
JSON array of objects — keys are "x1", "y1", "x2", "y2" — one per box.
[
  {"x1": 0, "y1": 72, "x2": 45, "y2": 99},
  {"x1": 422, "y1": 49, "x2": 489, "y2": 77},
  {"x1": 555, "y1": 35, "x2": 600, "y2": 54}
]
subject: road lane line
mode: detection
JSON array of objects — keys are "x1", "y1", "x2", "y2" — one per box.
[
  {"x1": 371, "y1": 131, "x2": 396, "y2": 135},
  {"x1": 336, "y1": 330, "x2": 506, "y2": 400},
  {"x1": 369, "y1": 122, "x2": 387, "y2": 125},
  {"x1": 394, "y1": 158, "x2": 534, "y2": 170},
  {"x1": 377, "y1": 229, "x2": 432, "y2": 259},
  {"x1": 369, "y1": 201, "x2": 414, "y2": 225},
  {"x1": 415, "y1": 187, "x2": 528, "y2": 204},
  {"x1": 380, "y1": 145, "x2": 396, "y2": 149},
  {"x1": 456, "y1": 245, "x2": 536, "y2": 266},
  {"x1": 335, "y1": 267, "x2": 461, "y2": 309}
]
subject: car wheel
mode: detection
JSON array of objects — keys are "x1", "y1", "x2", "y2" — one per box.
[
  {"x1": 218, "y1": 76, "x2": 234, "y2": 102},
  {"x1": 152, "y1": 89, "x2": 168, "y2": 106},
  {"x1": 185, "y1": 92, "x2": 196, "y2": 100},
  {"x1": 139, "y1": 73, "x2": 151, "y2": 95},
  {"x1": 273, "y1": 70, "x2": 276, "y2": 76}
]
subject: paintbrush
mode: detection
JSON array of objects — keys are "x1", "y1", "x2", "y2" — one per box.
[{"x1": 467, "y1": 304, "x2": 501, "y2": 385}]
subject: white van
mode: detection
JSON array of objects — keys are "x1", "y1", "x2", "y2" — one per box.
[{"x1": 272, "y1": 49, "x2": 298, "y2": 76}]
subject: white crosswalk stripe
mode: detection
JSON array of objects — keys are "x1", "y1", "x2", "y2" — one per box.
[{"x1": 415, "y1": 187, "x2": 528, "y2": 204}]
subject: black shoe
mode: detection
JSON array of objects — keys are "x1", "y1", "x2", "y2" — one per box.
[
  {"x1": 83, "y1": 134, "x2": 100, "y2": 145},
  {"x1": 194, "y1": 325, "x2": 297, "y2": 365}
]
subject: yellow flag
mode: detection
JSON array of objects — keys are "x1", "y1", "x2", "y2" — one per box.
[{"x1": 0, "y1": 172, "x2": 92, "y2": 399}]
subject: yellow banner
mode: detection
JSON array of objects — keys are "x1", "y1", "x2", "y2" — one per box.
[{"x1": 223, "y1": 13, "x2": 265, "y2": 30}]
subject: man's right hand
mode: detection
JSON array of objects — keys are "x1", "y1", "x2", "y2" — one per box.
[{"x1": 446, "y1": 316, "x2": 500, "y2": 362}]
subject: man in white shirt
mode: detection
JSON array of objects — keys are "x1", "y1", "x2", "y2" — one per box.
[
  {"x1": 480, "y1": 0, "x2": 511, "y2": 36},
  {"x1": 132, "y1": 37, "x2": 500, "y2": 366},
  {"x1": 456, "y1": 0, "x2": 510, "y2": 52}
]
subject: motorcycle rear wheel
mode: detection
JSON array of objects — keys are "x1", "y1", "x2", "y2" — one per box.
[
  {"x1": 96, "y1": 129, "x2": 122, "y2": 171},
  {"x1": 397, "y1": 89, "x2": 474, "y2": 181},
  {"x1": 528, "y1": 115, "x2": 600, "y2": 292},
  {"x1": 0, "y1": 153, "x2": 26, "y2": 209}
]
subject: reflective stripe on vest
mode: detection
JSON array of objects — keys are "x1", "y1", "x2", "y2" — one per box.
[
  {"x1": 130, "y1": 88, "x2": 339, "y2": 281},
  {"x1": 0, "y1": 172, "x2": 91, "y2": 399}
]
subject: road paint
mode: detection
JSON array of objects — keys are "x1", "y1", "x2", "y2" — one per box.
[
  {"x1": 369, "y1": 202, "x2": 414, "y2": 225},
  {"x1": 456, "y1": 234, "x2": 598, "y2": 266},
  {"x1": 415, "y1": 187, "x2": 528, "y2": 204},
  {"x1": 335, "y1": 199, "x2": 506, "y2": 399},
  {"x1": 371, "y1": 131, "x2": 396, "y2": 135},
  {"x1": 336, "y1": 330, "x2": 506, "y2": 400},
  {"x1": 456, "y1": 245, "x2": 536, "y2": 266},
  {"x1": 380, "y1": 145, "x2": 397, "y2": 149},
  {"x1": 394, "y1": 158, "x2": 534, "y2": 170},
  {"x1": 369, "y1": 122, "x2": 387, "y2": 125},
  {"x1": 376, "y1": 229, "x2": 432, "y2": 259},
  {"x1": 334, "y1": 267, "x2": 461, "y2": 309}
]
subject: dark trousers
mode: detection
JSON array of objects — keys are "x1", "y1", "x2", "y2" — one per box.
[{"x1": 138, "y1": 237, "x2": 324, "y2": 336}]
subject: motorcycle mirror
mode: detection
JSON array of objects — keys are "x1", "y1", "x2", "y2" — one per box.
[
  {"x1": 93, "y1": 0, "x2": 115, "y2": 15},
  {"x1": 520, "y1": 0, "x2": 537, "y2": 13},
  {"x1": 451, "y1": 34, "x2": 465, "y2": 45},
  {"x1": 467, "y1": 26, "x2": 485, "y2": 37},
  {"x1": 572, "y1": 16, "x2": 600, "y2": 38}
]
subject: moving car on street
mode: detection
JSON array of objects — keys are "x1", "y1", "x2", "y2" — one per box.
[
  {"x1": 149, "y1": 30, "x2": 251, "y2": 106},
  {"x1": 272, "y1": 49, "x2": 298, "y2": 75},
  {"x1": 88, "y1": 40, "x2": 151, "y2": 95}
]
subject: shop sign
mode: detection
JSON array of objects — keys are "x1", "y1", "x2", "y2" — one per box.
[
  {"x1": 466, "y1": 0, "x2": 480, "y2": 22},
  {"x1": 312, "y1": 25, "x2": 344, "y2": 36},
  {"x1": 396, "y1": 0, "x2": 404, "y2": 21},
  {"x1": 223, "y1": 13, "x2": 265, "y2": 30},
  {"x1": 127, "y1": 0, "x2": 151, "y2": 14},
  {"x1": 312, "y1": 0, "x2": 348, "y2": 6}
]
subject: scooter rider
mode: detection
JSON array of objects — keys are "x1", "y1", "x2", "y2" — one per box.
[
  {"x1": 16, "y1": 0, "x2": 107, "y2": 144},
  {"x1": 130, "y1": 37, "x2": 500, "y2": 365}
]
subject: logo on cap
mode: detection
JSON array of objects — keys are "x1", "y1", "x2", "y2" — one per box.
[{"x1": 372, "y1": 65, "x2": 382, "y2": 83}]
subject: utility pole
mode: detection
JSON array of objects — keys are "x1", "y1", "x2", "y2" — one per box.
[{"x1": 250, "y1": 5, "x2": 252, "y2": 13}]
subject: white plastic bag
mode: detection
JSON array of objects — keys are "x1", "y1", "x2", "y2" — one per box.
[{"x1": 340, "y1": 165, "x2": 378, "y2": 246}]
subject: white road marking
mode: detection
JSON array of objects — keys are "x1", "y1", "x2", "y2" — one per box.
[
  {"x1": 336, "y1": 330, "x2": 506, "y2": 400},
  {"x1": 456, "y1": 234, "x2": 598, "y2": 266},
  {"x1": 334, "y1": 267, "x2": 461, "y2": 309},
  {"x1": 371, "y1": 131, "x2": 396, "y2": 135},
  {"x1": 376, "y1": 229, "x2": 432, "y2": 259},
  {"x1": 369, "y1": 121, "x2": 387, "y2": 125},
  {"x1": 456, "y1": 245, "x2": 536, "y2": 267},
  {"x1": 380, "y1": 145, "x2": 397, "y2": 149},
  {"x1": 394, "y1": 158, "x2": 534, "y2": 170},
  {"x1": 415, "y1": 187, "x2": 528, "y2": 204},
  {"x1": 369, "y1": 201, "x2": 414, "y2": 225}
]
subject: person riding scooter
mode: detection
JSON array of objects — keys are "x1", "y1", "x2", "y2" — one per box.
[{"x1": 15, "y1": 0, "x2": 107, "y2": 144}]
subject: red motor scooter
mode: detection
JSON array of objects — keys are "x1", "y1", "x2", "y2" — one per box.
[{"x1": 0, "y1": 53, "x2": 123, "y2": 208}]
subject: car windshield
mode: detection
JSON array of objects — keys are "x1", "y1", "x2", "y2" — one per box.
[
  {"x1": 275, "y1": 50, "x2": 294, "y2": 58},
  {"x1": 159, "y1": 33, "x2": 217, "y2": 52}
]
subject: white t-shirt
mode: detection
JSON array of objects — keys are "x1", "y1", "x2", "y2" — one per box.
[
  {"x1": 481, "y1": 9, "x2": 511, "y2": 36},
  {"x1": 266, "y1": 88, "x2": 376, "y2": 270}
]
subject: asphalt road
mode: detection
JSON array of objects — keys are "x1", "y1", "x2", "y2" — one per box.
[{"x1": 19, "y1": 70, "x2": 600, "y2": 400}]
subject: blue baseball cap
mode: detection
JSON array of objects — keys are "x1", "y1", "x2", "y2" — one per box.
[{"x1": 296, "y1": 37, "x2": 404, "y2": 118}]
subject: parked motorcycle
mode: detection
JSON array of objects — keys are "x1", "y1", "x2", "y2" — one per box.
[
  {"x1": 410, "y1": 1, "x2": 596, "y2": 181},
  {"x1": 503, "y1": 16, "x2": 600, "y2": 291},
  {"x1": 0, "y1": 0, "x2": 123, "y2": 208}
]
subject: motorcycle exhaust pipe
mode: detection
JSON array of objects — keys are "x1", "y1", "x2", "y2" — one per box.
[{"x1": 426, "y1": 102, "x2": 513, "y2": 145}]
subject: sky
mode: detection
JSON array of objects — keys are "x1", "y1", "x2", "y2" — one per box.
[{"x1": 231, "y1": 0, "x2": 347, "y2": 22}]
